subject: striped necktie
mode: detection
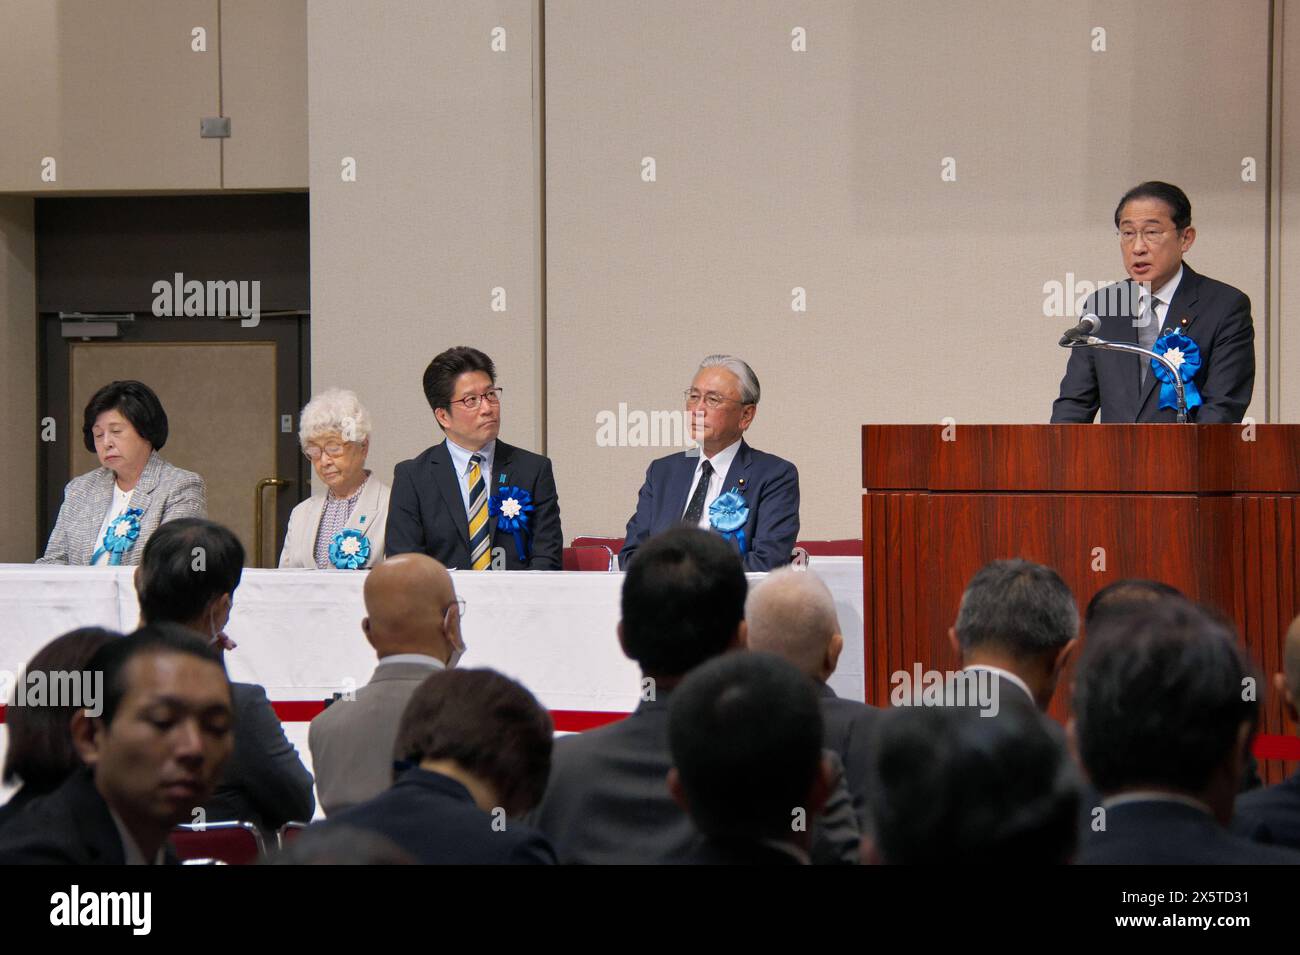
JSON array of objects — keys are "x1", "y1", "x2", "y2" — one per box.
[{"x1": 467, "y1": 453, "x2": 491, "y2": 570}]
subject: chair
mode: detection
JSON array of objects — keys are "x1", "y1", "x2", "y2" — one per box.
[
  {"x1": 563, "y1": 543, "x2": 616, "y2": 571},
  {"x1": 792, "y1": 539, "x2": 862, "y2": 558},
  {"x1": 571, "y1": 536, "x2": 623, "y2": 555},
  {"x1": 171, "y1": 821, "x2": 266, "y2": 865},
  {"x1": 277, "y1": 821, "x2": 309, "y2": 850}
]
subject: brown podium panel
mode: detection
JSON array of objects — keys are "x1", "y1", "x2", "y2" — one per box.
[{"x1": 863, "y1": 424, "x2": 1300, "y2": 784}]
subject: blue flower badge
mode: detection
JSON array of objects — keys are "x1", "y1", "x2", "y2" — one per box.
[
  {"x1": 709, "y1": 489, "x2": 750, "y2": 555},
  {"x1": 490, "y1": 485, "x2": 534, "y2": 562},
  {"x1": 92, "y1": 506, "x2": 144, "y2": 566},
  {"x1": 329, "y1": 528, "x2": 371, "y2": 569},
  {"x1": 1151, "y1": 333, "x2": 1203, "y2": 412}
]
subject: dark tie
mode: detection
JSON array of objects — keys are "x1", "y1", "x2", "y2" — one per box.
[
  {"x1": 682, "y1": 460, "x2": 714, "y2": 526},
  {"x1": 1139, "y1": 296, "x2": 1161, "y2": 389}
]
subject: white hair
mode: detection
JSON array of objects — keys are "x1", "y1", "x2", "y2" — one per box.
[
  {"x1": 745, "y1": 568, "x2": 839, "y2": 678},
  {"x1": 299, "y1": 388, "x2": 373, "y2": 447},
  {"x1": 698, "y1": 354, "x2": 761, "y2": 404}
]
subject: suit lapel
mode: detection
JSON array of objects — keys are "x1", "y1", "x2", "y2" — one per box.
[
  {"x1": 128, "y1": 451, "x2": 163, "y2": 521},
  {"x1": 344, "y1": 474, "x2": 381, "y2": 538},
  {"x1": 669, "y1": 450, "x2": 701, "y2": 519},
  {"x1": 430, "y1": 442, "x2": 471, "y2": 547},
  {"x1": 1138, "y1": 265, "x2": 1201, "y2": 418},
  {"x1": 489, "y1": 441, "x2": 513, "y2": 541},
  {"x1": 718, "y1": 440, "x2": 752, "y2": 507}
]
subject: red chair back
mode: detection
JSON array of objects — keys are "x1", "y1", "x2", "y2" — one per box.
[
  {"x1": 563, "y1": 544, "x2": 615, "y2": 571},
  {"x1": 571, "y1": 536, "x2": 624, "y2": 555},
  {"x1": 171, "y1": 821, "x2": 265, "y2": 865},
  {"x1": 793, "y1": 539, "x2": 862, "y2": 557}
]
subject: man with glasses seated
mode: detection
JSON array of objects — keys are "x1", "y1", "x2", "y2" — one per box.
[
  {"x1": 386, "y1": 346, "x2": 563, "y2": 569},
  {"x1": 1052, "y1": 181, "x2": 1254, "y2": 423},
  {"x1": 620, "y1": 355, "x2": 799, "y2": 571}
]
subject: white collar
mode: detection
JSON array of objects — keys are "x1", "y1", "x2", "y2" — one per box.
[
  {"x1": 1139, "y1": 264, "x2": 1184, "y2": 308},
  {"x1": 961, "y1": 664, "x2": 1035, "y2": 705},
  {"x1": 695, "y1": 438, "x2": 742, "y2": 480},
  {"x1": 445, "y1": 437, "x2": 496, "y2": 478},
  {"x1": 378, "y1": 653, "x2": 445, "y2": 669},
  {"x1": 1101, "y1": 790, "x2": 1213, "y2": 815}
]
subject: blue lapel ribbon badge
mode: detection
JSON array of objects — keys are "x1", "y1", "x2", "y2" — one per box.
[
  {"x1": 329, "y1": 528, "x2": 371, "y2": 569},
  {"x1": 1151, "y1": 332, "x2": 1203, "y2": 412},
  {"x1": 709, "y1": 487, "x2": 750, "y2": 556},
  {"x1": 92, "y1": 506, "x2": 144, "y2": 565},
  {"x1": 490, "y1": 485, "x2": 534, "y2": 562}
]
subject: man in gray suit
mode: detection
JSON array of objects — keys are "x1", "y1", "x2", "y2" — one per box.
[
  {"x1": 529, "y1": 526, "x2": 861, "y2": 864},
  {"x1": 746, "y1": 567, "x2": 879, "y2": 829},
  {"x1": 309, "y1": 553, "x2": 465, "y2": 816}
]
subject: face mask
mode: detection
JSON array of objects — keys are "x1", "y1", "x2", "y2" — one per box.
[{"x1": 446, "y1": 636, "x2": 465, "y2": 669}]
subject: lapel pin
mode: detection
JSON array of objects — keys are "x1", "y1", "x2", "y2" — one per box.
[
  {"x1": 359, "y1": 515, "x2": 366, "y2": 524},
  {"x1": 737, "y1": 477, "x2": 746, "y2": 488}
]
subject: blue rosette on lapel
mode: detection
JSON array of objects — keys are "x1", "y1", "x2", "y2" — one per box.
[
  {"x1": 92, "y1": 506, "x2": 144, "y2": 565},
  {"x1": 329, "y1": 528, "x2": 371, "y2": 569},
  {"x1": 709, "y1": 488, "x2": 750, "y2": 556},
  {"x1": 1151, "y1": 333, "x2": 1203, "y2": 412},
  {"x1": 490, "y1": 485, "x2": 534, "y2": 562}
]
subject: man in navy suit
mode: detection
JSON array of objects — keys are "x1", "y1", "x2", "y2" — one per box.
[
  {"x1": 620, "y1": 355, "x2": 799, "y2": 572},
  {"x1": 1051, "y1": 181, "x2": 1254, "y2": 423},
  {"x1": 386, "y1": 346, "x2": 562, "y2": 570}
]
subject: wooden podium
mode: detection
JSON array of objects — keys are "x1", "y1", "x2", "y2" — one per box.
[{"x1": 861, "y1": 424, "x2": 1300, "y2": 780}]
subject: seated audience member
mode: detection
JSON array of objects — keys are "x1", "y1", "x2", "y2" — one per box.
[
  {"x1": 0, "y1": 624, "x2": 234, "y2": 864},
  {"x1": 668, "y1": 652, "x2": 831, "y2": 865},
  {"x1": 746, "y1": 567, "x2": 877, "y2": 826},
  {"x1": 619, "y1": 355, "x2": 799, "y2": 572},
  {"x1": 323, "y1": 669, "x2": 556, "y2": 864},
  {"x1": 310, "y1": 553, "x2": 465, "y2": 815},
  {"x1": 137, "y1": 518, "x2": 315, "y2": 831},
  {"x1": 0, "y1": 627, "x2": 121, "y2": 829},
  {"x1": 38, "y1": 379, "x2": 206, "y2": 565},
  {"x1": 1084, "y1": 578, "x2": 1185, "y2": 630},
  {"x1": 1233, "y1": 613, "x2": 1300, "y2": 848},
  {"x1": 280, "y1": 388, "x2": 390, "y2": 569},
  {"x1": 863, "y1": 703, "x2": 1080, "y2": 864},
  {"x1": 948, "y1": 559, "x2": 1079, "y2": 712},
  {"x1": 267, "y1": 825, "x2": 415, "y2": 866},
  {"x1": 530, "y1": 526, "x2": 861, "y2": 864},
  {"x1": 1072, "y1": 601, "x2": 1300, "y2": 864}
]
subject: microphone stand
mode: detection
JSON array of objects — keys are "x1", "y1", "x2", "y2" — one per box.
[{"x1": 1061, "y1": 335, "x2": 1189, "y2": 424}]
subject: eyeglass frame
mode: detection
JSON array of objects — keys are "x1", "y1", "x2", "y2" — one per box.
[
  {"x1": 683, "y1": 389, "x2": 750, "y2": 410},
  {"x1": 448, "y1": 387, "x2": 504, "y2": 412},
  {"x1": 303, "y1": 440, "x2": 355, "y2": 461},
  {"x1": 1116, "y1": 226, "x2": 1181, "y2": 246},
  {"x1": 443, "y1": 598, "x2": 467, "y2": 623}
]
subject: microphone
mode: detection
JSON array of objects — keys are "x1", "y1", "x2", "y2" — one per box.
[{"x1": 1059, "y1": 314, "x2": 1100, "y2": 346}]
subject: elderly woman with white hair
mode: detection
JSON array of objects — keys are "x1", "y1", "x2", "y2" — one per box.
[{"x1": 279, "y1": 388, "x2": 390, "y2": 569}]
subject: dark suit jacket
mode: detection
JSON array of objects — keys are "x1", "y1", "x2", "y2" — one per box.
[
  {"x1": 528, "y1": 692, "x2": 860, "y2": 865},
  {"x1": 819, "y1": 683, "x2": 880, "y2": 829},
  {"x1": 619, "y1": 439, "x2": 800, "y2": 571},
  {"x1": 673, "y1": 835, "x2": 807, "y2": 865},
  {"x1": 1051, "y1": 264, "x2": 1254, "y2": 423},
  {"x1": 202, "y1": 682, "x2": 315, "y2": 832},
  {"x1": 1076, "y1": 798, "x2": 1300, "y2": 864},
  {"x1": 325, "y1": 768, "x2": 556, "y2": 864},
  {"x1": 0, "y1": 768, "x2": 179, "y2": 864},
  {"x1": 1232, "y1": 771, "x2": 1300, "y2": 850},
  {"x1": 0, "y1": 783, "x2": 49, "y2": 832},
  {"x1": 386, "y1": 439, "x2": 563, "y2": 570}
]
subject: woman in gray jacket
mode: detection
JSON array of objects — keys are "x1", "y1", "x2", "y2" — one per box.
[{"x1": 38, "y1": 380, "x2": 206, "y2": 565}]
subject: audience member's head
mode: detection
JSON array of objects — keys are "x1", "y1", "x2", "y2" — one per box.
[
  {"x1": 267, "y1": 825, "x2": 416, "y2": 866},
  {"x1": 865, "y1": 703, "x2": 1080, "y2": 864},
  {"x1": 2, "y1": 627, "x2": 121, "y2": 792},
  {"x1": 619, "y1": 527, "x2": 747, "y2": 686},
  {"x1": 668, "y1": 652, "x2": 829, "y2": 851},
  {"x1": 393, "y1": 669, "x2": 552, "y2": 817},
  {"x1": 949, "y1": 559, "x2": 1079, "y2": 709},
  {"x1": 362, "y1": 553, "x2": 463, "y2": 666},
  {"x1": 136, "y1": 518, "x2": 245, "y2": 644},
  {"x1": 1084, "y1": 578, "x2": 1186, "y2": 631},
  {"x1": 73, "y1": 624, "x2": 234, "y2": 858},
  {"x1": 1072, "y1": 600, "x2": 1258, "y2": 825},
  {"x1": 1278, "y1": 614, "x2": 1300, "y2": 727},
  {"x1": 745, "y1": 568, "x2": 842, "y2": 682}
]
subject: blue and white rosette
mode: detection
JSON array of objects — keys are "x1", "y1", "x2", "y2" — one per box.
[
  {"x1": 1151, "y1": 333, "x2": 1203, "y2": 413},
  {"x1": 329, "y1": 528, "x2": 371, "y2": 569},
  {"x1": 92, "y1": 507, "x2": 144, "y2": 566},
  {"x1": 490, "y1": 485, "x2": 534, "y2": 562},
  {"x1": 709, "y1": 489, "x2": 750, "y2": 556}
]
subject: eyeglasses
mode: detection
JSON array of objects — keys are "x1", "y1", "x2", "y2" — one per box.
[
  {"x1": 1117, "y1": 228, "x2": 1176, "y2": 246},
  {"x1": 444, "y1": 598, "x2": 467, "y2": 622},
  {"x1": 451, "y1": 388, "x2": 503, "y2": 411},
  {"x1": 684, "y1": 390, "x2": 746, "y2": 410},
  {"x1": 304, "y1": 442, "x2": 351, "y2": 461}
]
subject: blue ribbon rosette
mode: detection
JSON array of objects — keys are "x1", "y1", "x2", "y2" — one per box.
[
  {"x1": 92, "y1": 506, "x2": 144, "y2": 566},
  {"x1": 489, "y1": 485, "x2": 534, "y2": 562},
  {"x1": 709, "y1": 489, "x2": 750, "y2": 556},
  {"x1": 329, "y1": 528, "x2": 371, "y2": 569},
  {"x1": 1151, "y1": 333, "x2": 1203, "y2": 412}
]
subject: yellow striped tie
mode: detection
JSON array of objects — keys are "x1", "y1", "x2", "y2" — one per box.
[{"x1": 467, "y1": 454, "x2": 491, "y2": 570}]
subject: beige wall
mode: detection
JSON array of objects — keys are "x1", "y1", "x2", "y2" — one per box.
[
  {"x1": 307, "y1": 0, "x2": 542, "y2": 494},
  {"x1": 544, "y1": 0, "x2": 1271, "y2": 538},
  {"x1": 1282, "y1": 0, "x2": 1300, "y2": 421},
  {"x1": 0, "y1": 198, "x2": 36, "y2": 561}
]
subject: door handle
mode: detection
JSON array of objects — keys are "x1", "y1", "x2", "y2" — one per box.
[{"x1": 255, "y1": 478, "x2": 289, "y2": 567}]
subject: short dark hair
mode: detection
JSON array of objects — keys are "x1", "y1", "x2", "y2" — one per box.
[
  {"x1": 137, "y1": 518, "x2": 245, "y2": 627},
  {"x1": 267, "y1": 825, "x2": 416, "y2": 866},
  {"x1": 1074, "y1": 600, "x2": 1258, "y2": 795},
  {"x1": 393, "y1": 668, "x2": 552, "y2": 816},
  {"x1": 1114, "y1": 181, "x2": 1192, "y2": 232},
  {"x1": 91, "y1": 623, "x2": 228, "y2": 728},
  {"x1": 422, "y1": 346, "x2": 496, "y2": 419},
  {"x1": 868, "y1": 704, "x2": 1080, "y2": 864},
  {"x1": 669, "y1": 652, "x2": 823, "y2": 841},
  {"x1": 1084, "y1": 578, "x2": 1185, "y2": 631},
  {"x1": 954, "y1": 559, "x2": 1078, "y2": 659},
  {"x1": 82, "y1": 380, "x2": 169, "y2": 454},
  {"x1": 621, "y1": 527, "x2": 747, "y2": 677},
  {"x1": 2, "y1": 627, "x2": 122, "y2": 788}
]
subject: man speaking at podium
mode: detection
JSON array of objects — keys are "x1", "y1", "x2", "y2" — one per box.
[{"x1": 1051, "y1": 182, "x2": 1254, "y2": 424}]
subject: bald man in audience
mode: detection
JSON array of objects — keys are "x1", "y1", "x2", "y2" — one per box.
[
  {"x1": 1233, "y1": 614, "x2": 1300, "y2": 848},
  {"x1": 746, "y1": 568, "x2": 878, "y2": 827},
  {"x1": 309, "y1": 553, "x2": 466, "y2": 815}
]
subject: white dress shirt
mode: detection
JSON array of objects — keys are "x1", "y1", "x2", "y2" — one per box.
[
  {"x1": 684, "y1": 438, "x2": 742, "y2": 529},
  {"x1": 1137, "y1": 265, "x2": 1184, "y2": 335},
  {"x1": 444, "y1": 438, "x2": 496, "y2": 514},
  {"x1": 91, "y1": 484, "x2": 135, "y2": 567}
]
